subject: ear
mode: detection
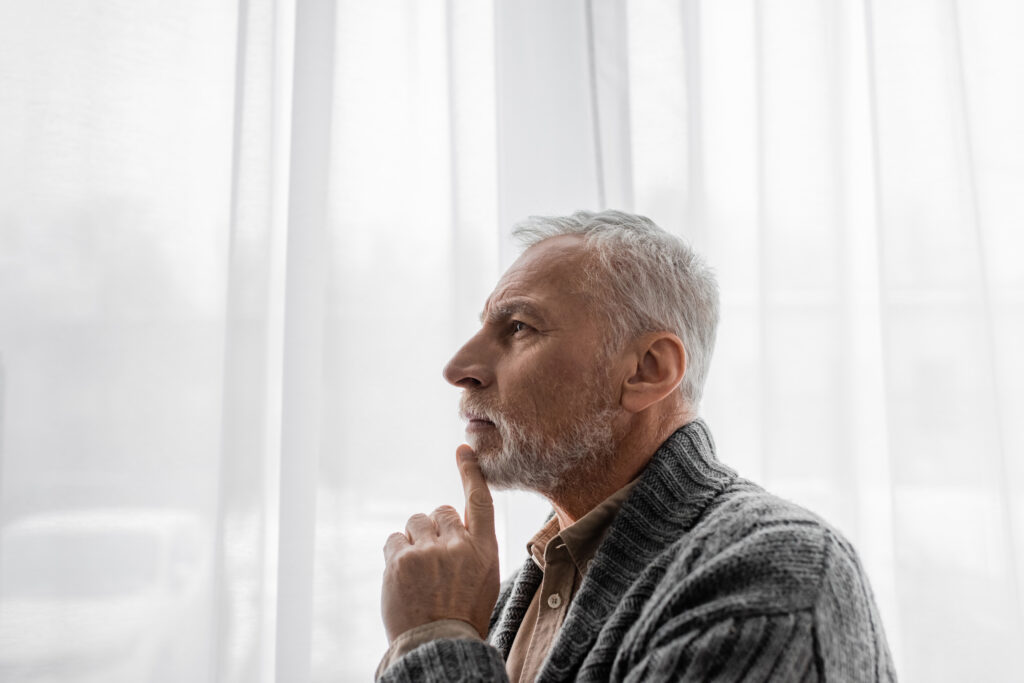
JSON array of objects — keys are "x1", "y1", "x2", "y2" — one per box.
[{"x1": 620, "y1": 333, "x2": 687, "y2": 414}]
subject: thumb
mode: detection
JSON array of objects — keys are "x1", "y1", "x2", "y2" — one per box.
[{"x1": 456, "y1": 444, "x2": 495, "y2": 540}]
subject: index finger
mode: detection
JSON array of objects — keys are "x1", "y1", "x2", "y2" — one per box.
[{"x1": 456, "y1": 444, "x2": 494, "y2": 539}]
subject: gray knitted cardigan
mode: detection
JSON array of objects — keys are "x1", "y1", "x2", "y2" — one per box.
[{"x1": 379, "y1": 420, "x2": 896, "y2": 682}]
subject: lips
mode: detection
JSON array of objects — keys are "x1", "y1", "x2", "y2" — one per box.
[
  {"x1": 465, "y1": 413, "x2": 496, "y2": 430},
  {"x1": 460, "y1": 404, "x2": 498, "y2": 434}
]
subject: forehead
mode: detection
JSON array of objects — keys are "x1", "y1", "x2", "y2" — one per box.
[{"x1": 484, "y1": 235, "x2": 592, "y2": 314}]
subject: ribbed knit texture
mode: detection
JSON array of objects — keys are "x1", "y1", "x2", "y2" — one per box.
[{"x1": 378, "y1": 420, "x2": 896, "y2": 682}]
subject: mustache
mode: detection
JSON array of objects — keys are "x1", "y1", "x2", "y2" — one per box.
[{"x1": 459, "y1": 394, "x2": 503, "y2": 425}]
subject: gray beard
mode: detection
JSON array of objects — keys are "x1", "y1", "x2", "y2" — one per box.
[{"x1": 477, "y1": 403, "x2": 618, "y2": 498}]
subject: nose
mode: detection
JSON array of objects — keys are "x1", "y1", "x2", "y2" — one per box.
[{"x1": 443, "y1": 331, "x2": 493, "y2": 389}]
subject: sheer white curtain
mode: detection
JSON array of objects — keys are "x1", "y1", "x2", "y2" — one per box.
[{"x1": 1, "y1": 1, "x2": 1021, "y2": 682}]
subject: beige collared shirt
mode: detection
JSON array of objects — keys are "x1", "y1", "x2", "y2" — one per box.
[
  {"x1": 376, "y1": 479, "x2": 638, "y2": 681},
  {"x1": 505, "y1": 479, "x2": 637, "y2": 682}
]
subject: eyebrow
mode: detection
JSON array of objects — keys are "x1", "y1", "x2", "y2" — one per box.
[{"x1": 479, "y1": 298, "x2": 547, "y2": 325}]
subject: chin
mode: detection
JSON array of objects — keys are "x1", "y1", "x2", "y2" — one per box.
[{"x1": 466, "y1": 431, "x2": 500, "y2": 456}]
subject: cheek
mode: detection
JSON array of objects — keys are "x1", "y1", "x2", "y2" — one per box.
[
  {"x1": 497, "y1": 342, "x2": 603, "y2": 416},
  {"x1": 530, "y1": 357, "x2": 594, "y2": 413}
]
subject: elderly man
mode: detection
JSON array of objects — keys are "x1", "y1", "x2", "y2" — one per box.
[{"x1": 378, "y1": 211, "x2": 895, "y2": 681}]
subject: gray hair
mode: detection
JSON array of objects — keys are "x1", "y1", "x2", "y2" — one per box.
[{"x1": 512, "y1": 210, "x2": 719, "y2": 409}]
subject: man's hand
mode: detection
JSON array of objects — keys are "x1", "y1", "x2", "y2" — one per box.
[{"x1": 381, "y1": 445, "x2": 500, "y2": 642}]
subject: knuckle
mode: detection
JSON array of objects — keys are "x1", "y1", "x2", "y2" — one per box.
[
  {"x1": 382, "y1": 532, "x2": 404, "y2": 554},
  {"x1": 405, "y1": 513, "x2": 430, "y2": 533},
  {"x1": 391, "y1": 546, "x2": 434, "y2": 574},
  {"x1": 392, "y1": 549, "x2": 408, "y2": 566},
  {"x1": 395, "y1": 545, "x2": 420, "y2": 565}
]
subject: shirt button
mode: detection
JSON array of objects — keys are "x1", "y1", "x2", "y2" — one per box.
[{"x1": 547, "y1": 593, "x2": 562, "y2": 609}]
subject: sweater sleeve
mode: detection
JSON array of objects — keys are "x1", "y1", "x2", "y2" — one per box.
[
  {"x1": 375, "y1": 639, "x2": 509, "y2": 683},
  {"x1": 375, "y1": 620, "x2": 483, "y2": 679}
]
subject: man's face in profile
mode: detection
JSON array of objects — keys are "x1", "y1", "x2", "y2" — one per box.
[{"x1": 443, "y1": 235, "x2": 621, "y2": 495}]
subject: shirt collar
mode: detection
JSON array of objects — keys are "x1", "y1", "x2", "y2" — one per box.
[{"x1": 525, "y1": 477, "x2": 640, "y2": 575}]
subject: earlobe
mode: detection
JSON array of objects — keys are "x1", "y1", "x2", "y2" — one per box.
[{"x1": 620, "y1": 334, "x2": 686, "y2": 414}]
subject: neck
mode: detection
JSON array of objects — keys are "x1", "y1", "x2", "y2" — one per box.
[{"x1": 548, "y1": 407, "x2": 695, "y2": 527}]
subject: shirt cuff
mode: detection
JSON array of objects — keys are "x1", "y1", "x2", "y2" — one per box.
[{"x1": 375, "y1": 619, "x2": 483, "y2": 679}]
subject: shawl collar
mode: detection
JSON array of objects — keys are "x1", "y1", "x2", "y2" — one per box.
[{"x1": 486, "y1": 419, "x2": 737, "y2": 679}]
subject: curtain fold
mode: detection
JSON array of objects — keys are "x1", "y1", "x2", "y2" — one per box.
[{"x1": 213, "y1": 0, "x2": 291, "y2": 680}]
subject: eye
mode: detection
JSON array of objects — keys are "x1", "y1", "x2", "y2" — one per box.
[{"x1": 510, "y1": 320, "x2": 531, "y2": 335}]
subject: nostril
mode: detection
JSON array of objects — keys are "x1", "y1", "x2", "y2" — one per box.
[{"x1": 443, "y1": 339, "x2": 491, "y2": 388}]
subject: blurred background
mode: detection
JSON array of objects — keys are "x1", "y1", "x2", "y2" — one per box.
[{"x1": 1, "y1": 0, "x2": 1022, "y2": 681}]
